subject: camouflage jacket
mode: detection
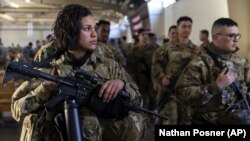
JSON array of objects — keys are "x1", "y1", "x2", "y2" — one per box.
[
  {"x1": 199, "y1": 40, "x2": 210, "y2": 48},
  {"x1": 151, "y1": 42, "x2": 172, "y2": 84},
  {"x1": 175, "y1": 43, "x2": 250, "y2": 124},
  {"x1": 97, "y1": 42, "x2": 126, "y2": 67},
  {"x1": 106, "y1": 42, "x2": 127, "y2": 67},
  {"x1": 126, "y1": 44, "x2": 156, "y2": 94},
  {"x1": 158, "y1": 40, "x2": 198, "y2": 82},
  {"x1": 11, "y1": 42, "x2": 142, "y2": 141}
]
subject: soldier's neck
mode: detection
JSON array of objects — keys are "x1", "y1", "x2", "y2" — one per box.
[
  {"x1": 178, "y1": 37, "x2": 189, "y2": 44},
  {"x1": 98, "y1": 39, "x2": 107, "y2": 44},
  {"x1": 68, "y1": 50, "x2": 87, "y2": 60}
]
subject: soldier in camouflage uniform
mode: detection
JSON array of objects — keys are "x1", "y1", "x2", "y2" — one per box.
[
  {"x1": 96, "y1": 20, "x2": 127, "y2": 67},
  {"x1": 151, "y1": 25, "x2": 177, "y2": 106},
  {"x1": 126, "y1": 28, "x2": 157, "y2": 111},
  {"x1": 199, "y1": 29, "x2": 210, "y2": 48},
  {"x1": 11, "y1": 4, "x2": 146, "y2": 141},
  {"x1": 175, "y1": 18, "x2": 250, "y2": 124},
  {"x1": 157, "y1": 16, "x2": 199, "y2": 125},
  {"x1": 147, "y1": 32, "x2": 160, "y2": 49}
]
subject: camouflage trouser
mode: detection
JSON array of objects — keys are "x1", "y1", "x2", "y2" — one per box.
[
  {"x1": 158, "y1": 98, "x2": 178, "y2": 125},
  {"x1": 19, "y1": 108, "x2": 147, "y2": 141},
  {"x1": 155, "y1": 86, "x2": 163, "y2": 109},
  {"x1": 22, "y1": 108, "x2": 102, "y2": 141},
  {"x1": 20, "y1": 113, "x2": 60, "y2": 141},
  {"x1": 100, "y1": 112, "x2": 147, "y2": 141},
  {"x1": 81, "y1": 108, "x2": 147, "y2": 141}
]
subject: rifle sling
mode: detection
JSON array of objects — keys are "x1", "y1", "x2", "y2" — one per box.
[
  {"x1": 203, "y1": 47, "x2": 224, "y2": 69},
  {"x1": 30, "y1": 50, "x2": 92, "y2": 69},
  {"x1": 31, "y1": 50, "x2": 65, "y2": 68},
  {"x1": 158, "y1": 46, "x2": 196, "y2": 111}
]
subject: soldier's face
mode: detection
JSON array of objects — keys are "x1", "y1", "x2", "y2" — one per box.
[
  {"x1": 168, "y1": 28, "x2": 178, "y2": 42},
  {"x1": 214, "y1": 26, "x2": 240, "y2": 52},
  {"x1": 138, "y1": 31, "x2": 149, "y2": 44},
  {"x1": 177, "y1": 21, "x2": 192, "y2": 39},
  {"x1": 79, "y1": 15, "x2": 97, "y2": 51},
  {"x1": 199, "y1": 32, "x2": 207, "y2": 42},
  {"x1": 97, "y1": 24, "x2": 110, "y2": 43}
]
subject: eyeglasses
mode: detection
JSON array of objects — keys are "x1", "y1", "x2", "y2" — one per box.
[{"x1": 217, "y1": 33, "x2": 241, "y2": 40}]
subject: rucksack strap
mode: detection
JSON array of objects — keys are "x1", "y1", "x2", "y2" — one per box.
[{"x1": 31, "y1": 50, "x2": 65, "y2": 68}]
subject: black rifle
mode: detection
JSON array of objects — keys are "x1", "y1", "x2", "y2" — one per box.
[
  {"x1": 3, "y1": 61, "x2": 168, "y2": 140},
  {"x1": 157, "y1": 57, "x2": 192, "y2": 112}
]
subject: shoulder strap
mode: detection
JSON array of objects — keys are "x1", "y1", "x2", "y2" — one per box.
[
  {"x1": 31, "y1": 50, "x2": 65, "y2": 68},
  {"x1": 190, "y1": 45, "x2": 197, "y2": 58},
  {"x1": 65, "y1": 51, "x2": 93, "y2": 69},
  {"x1": 203, "y1": 47, "x2": 223, "y2": 69},
  {"x1": 174, "y1": 45, "x2": 196, "y2": 79}
]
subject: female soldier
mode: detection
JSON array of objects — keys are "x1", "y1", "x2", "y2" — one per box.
[{"x1": 11, "y1": 4, "x2": 146, "y2": 141}]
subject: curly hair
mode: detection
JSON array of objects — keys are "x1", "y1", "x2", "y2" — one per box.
[
  {"x1": 96, "y1": 20, "x2": 110, "y2": 28},
  {"x1": 52, "y1": 4, "x2": 92, "y2": 50}
]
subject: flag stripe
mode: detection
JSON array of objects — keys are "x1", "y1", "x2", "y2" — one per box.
[
  {"x1": 133, "y1": 22, "x2": 142, "y2": 30},
  {"x1": 131, "y1": 13, "x2": 142, "y2": 34},
  {"x1": 132, "y1": 14, "x2": 141, "y2": 23}
]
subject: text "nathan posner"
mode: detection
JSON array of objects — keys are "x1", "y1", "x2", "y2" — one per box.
[{"x1": 159, "y1": 129, "x2": 225, "y2": 136}]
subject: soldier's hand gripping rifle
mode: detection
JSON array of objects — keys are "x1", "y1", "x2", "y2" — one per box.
[
  {"x1": 156, "y1": 57, "x2": 192, "y2": 112},
  {"x1": 3, "y1": 61, "x2": 169, "y2": 119},
  {"x1": 204, "y1": 47, "x2": 250, "y2": 112},
  {"x1": 3, "y1": 61, "x2": 168, "y2": 141}
]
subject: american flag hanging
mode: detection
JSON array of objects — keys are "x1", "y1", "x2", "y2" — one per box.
[{"x1": 131, "y1": 13, "x2": 143, "y2": 34}]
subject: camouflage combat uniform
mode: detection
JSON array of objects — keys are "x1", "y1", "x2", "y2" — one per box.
[
  {"x1": 97, "y1": 42, "x2": 126, "y2": 67},
  {"x1": 11, "y1": 42, "x2": 147, "y2": 141},
  {"x1": 199, "y1": 40, "x2": 210, "y2": 49},
  {"x1": 34, "y1": 41, "x2": 59, "y2": 60},
  {"x1": 126, "y1": 44, "x2": 156, "y2": 110},
  {"x1": 151, "y1": 42, "x2": 172, "y2": 107},
  {"x1": 106, "y1": 42, "x2": 126, "y2": 67},
  {"x1": 158, "y1": 40, "x2": 198, "y2": 125},
  {"x1": 175, "y1": 43, "x2": 250, "y2": 124},
  {"x1": 151, "y1": 43, "x2": 168, "y2": 86}
]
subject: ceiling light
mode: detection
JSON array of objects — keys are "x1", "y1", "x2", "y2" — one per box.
[
  {"x1": 0, "y1": 14, "x2": 15, "y2": 21},
  {"x1": 9, "y1": 2, "x2": 19, "y2": 8}
]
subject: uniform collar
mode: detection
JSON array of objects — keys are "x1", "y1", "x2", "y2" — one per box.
[
  {"x1": 52, "y1": 47, "x2": 105, "y2": 68},
  {"x1": 173, "y1": 39, "x2": 196, "y2": 49},
  {"x1": 206, "y1": 43, "x2": 232, "y2": 60}
]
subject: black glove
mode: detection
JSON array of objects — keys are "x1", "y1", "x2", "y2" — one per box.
[{"x1": 88, "y1": 85, "x2": 130, "y2": 119}]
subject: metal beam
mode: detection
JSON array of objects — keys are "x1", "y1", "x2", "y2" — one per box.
[
  {"x1": 0, "y1": 7, "x2": 61, "y2": 13},
  {"x1": 41, "y1": 0, "x2": 123, "y2": 13},
  {"x1": 16, "y1": 18, "x2": 55, "y2": 22},
  {"x1": 0, "y1": 13, "x2": 16, "y2": 21},
  {"x1": 0, "y1": 0, "x2": 126, "y2": 24}
]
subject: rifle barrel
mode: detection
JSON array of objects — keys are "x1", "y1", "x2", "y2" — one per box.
[
  {"x1": 7, "y1": 62, "x2": 74, "y2": 86},
  {"x1": 126, "y1": 102, "x2": 168, "y2": 120}
]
